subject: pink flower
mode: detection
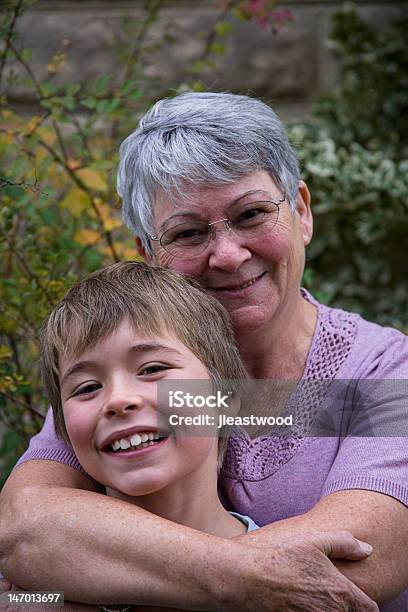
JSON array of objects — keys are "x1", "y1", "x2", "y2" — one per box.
[{"x1": 249, "y1": 0, "x2": 266, "y2": 13}]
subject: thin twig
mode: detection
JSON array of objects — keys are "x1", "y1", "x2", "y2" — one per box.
[
  {"x1": 51, "y1": 119, "x2": 69, "y2": 161},
  {"x1": 3, "y1": 212, "x2": 20, "y2": 278},
  {"x1": 70, "y1": 113, "x2": 91, "y2": 161},
  {"x1": 198, "y1": 0, "x2": 240, "y2": 63},
  {"x1": 6, "y1": 334, "x2": 35, "y2": 412},
  {"x1": 0, "y1": 173, "x2": 48, "y2": 196},
  {"x1": 0, "y1": 390, "x2": 45, "y2": 420},
  {"x1": 122, "y1": 0, "x2": 164, "y2": 81},
  {"x1": 9, "y1": 40, "x2": 42, "y2": 97},
  {"x1": 0, "y1": 0, "x2": 25, "y2": 91},
  {"x1": 2, "y1": 230, "x2": 55, "y2": 307}
]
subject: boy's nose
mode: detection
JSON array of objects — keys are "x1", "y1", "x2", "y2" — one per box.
[{"x1": 103, "y1": 393, "x2": 145, "y2": 417}]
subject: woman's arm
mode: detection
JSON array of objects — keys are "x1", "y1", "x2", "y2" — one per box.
[
  {"x1": 237, "y1": 489, "x2": 408, "y2": 605},
  {"x1": 0, "y1": 461, "x2": 378, "y2": 612}
]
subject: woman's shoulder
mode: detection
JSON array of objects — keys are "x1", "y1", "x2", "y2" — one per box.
[{"x1": 303, "y1": 289, "x2": 408, "y2": 379}]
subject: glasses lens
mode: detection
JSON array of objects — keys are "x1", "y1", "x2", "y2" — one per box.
[
  {"x1": 161, "y1": 222, "x2": 210, "y2": 257},
  {"x1": 230, "y1": 200, "x2": 280, "y2": 237}
]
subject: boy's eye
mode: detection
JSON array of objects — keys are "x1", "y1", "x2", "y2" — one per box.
[
  {"x1": 139, "y1": 364, "x2": 170, "y2": 376},
  {"x1": 72, "y1": 382, "x2": 101, "y2": 397}
]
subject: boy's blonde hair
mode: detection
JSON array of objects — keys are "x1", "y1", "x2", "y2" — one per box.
[{"x1": 39, "y1": 262, "x2": 247, "y2": 463}]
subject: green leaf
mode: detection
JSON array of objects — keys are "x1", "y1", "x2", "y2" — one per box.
[
  {"x1": 66, "y1": 83, "x2": 81, "y2": 96},
  {"x1": 214, "y1": 21, "x2": 234, "y2": 37},
  {"x1": 209, "y1": 41, "x2": 225, "y2": 56},
  {"x1": 60, "y1": 95, "x2": 75, "y2": 110},
  {"x1": 40, "y1": 80, "x2": 58, "y2": 96},
  {"x1": 21, "y1": 47, "x2": 32, "y2": 62},
  {"x1": 94, "y1": 74, "x2": 112, "y2": 96},
  {"x1": 0, "y1": 430, "x2": 22, "y2": 457},
  {"x1": 39, "y1": 98, "x2": 54, "y2": 110},
  {"x1": 80, "y1": 96, "x2": 97, "y2": 109}
]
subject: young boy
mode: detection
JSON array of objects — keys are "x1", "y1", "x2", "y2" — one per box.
[{"x1": 40, "y1": 261, "x2": 258, "y2": 546}]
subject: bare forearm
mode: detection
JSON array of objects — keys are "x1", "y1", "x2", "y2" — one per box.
[{"x1": 0, "y1": 483, "x2": 229, "y2": 609}]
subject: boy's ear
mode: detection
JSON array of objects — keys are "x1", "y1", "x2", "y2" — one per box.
[{"x1": 135, "y1": 236, "x2": 154, "y2": 264}]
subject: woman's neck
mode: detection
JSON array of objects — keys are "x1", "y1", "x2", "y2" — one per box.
[{"x1": 238, "y1": 292, "x2": 318, "y2": 380}]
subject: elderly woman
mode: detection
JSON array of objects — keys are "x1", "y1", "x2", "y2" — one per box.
[{"x1": 1, "y1": 93, "x2": 407, "y2": 611}]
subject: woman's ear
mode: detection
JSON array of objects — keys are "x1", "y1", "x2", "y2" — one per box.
[
  {"x1": 135, "y1": 236, "x2": 154, "y2": 264},
  {"x1": 296, "y1": 181, "x2": 313, "y2": 246}
]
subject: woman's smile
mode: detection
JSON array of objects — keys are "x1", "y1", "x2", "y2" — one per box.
[{"x1": 207, "y1": 271, "x2": 267, "y2": 298}]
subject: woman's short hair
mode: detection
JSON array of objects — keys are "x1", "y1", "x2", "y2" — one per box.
[
  {"x1": 40, "y1": 262, "x2": 248, "y2": 464},
  {"x1": 117, "y1": 92, "x2": 300, "y2": 254}
]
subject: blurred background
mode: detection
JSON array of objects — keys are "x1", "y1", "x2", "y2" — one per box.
[{"x1": 1, "y1": 0, "x2": 407, "y2": 484}]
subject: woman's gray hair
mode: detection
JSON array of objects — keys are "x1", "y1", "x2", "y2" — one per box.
[{"x1": 117, "y1": 92, "x2": 300, "y2": 254}]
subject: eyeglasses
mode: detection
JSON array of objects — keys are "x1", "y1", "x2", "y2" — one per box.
[{"x1": 149, "y1": 195, "x2": 286, "y2": 259}]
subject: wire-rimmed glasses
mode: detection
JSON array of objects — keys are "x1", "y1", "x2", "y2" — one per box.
[{"x1": 149, "y1": 195, "x2": 286, "y2": 259}]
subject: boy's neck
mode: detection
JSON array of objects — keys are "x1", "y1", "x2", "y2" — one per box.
[{"x1": 106, "y1": 456, "x2": 246, "y2": 538}]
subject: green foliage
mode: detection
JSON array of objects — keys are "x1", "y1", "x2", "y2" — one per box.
[
  {"x1": 292, "y1": 7, "x2": 408, "y2": 331},
  {"x1": 0, "y1": 0, "x2": 288, "y2": 483}
]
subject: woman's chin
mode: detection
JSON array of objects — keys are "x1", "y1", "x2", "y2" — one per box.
[{"x1": 229, "y1": 303, "x2": 278, "y2": 337}]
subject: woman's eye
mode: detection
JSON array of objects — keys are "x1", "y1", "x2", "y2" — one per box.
[
  {"x1": 72, "y1": 382, "x2": 101, "y2": 397},
  {"x1": 234, "y1": 208, "x2": 265, "y2": 227},
  {"x1": 139, "y1": 364, "x2": 170, "y2": 376}
]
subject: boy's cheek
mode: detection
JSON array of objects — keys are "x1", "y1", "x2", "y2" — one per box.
[{"x1": 64, "y1": 409, "x2": 96, "y2": 451}]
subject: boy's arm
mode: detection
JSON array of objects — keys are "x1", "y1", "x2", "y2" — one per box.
[{"x1": 0, "y1": 461, "x2": 378, "y2": 612}]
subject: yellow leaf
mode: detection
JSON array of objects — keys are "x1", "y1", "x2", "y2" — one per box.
[
  {"x1": 74, "y1": 229, "x2": 101, "y2": 246},
  {"x1": 25, "y1": 116, "x2": 42, "y2": 134},
  {"x1": 60, "y1": 188, "x2": 91, "y2": 217},
  {"x1": 67, "y1": 158, "x2": 82, "y2": 170},
  {"x1": 123, "y1": 248, "x2": 142, "y2": 260},
  {"x1": 47, "y1": 52, "x2": 66, "y2": 74},
  {"x1": 0, "y1": 132, "x2": 13, "y2": 145},
  {"x1": 36, "y1": 126, "x2": 56, "y2": 146},
  {"x1": 76, "y1": 168, "x2": 107, "y2": 192},
  {"x1": 34, "y1": 145, "x2": 48, "y2": 163},
  {"x1": 91, "y1": 200, "x2": 121, "y2": 231}
]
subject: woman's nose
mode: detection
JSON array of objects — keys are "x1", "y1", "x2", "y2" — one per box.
[{"x1": 207, "y1": 228, "x2": 251, "y2": 272}]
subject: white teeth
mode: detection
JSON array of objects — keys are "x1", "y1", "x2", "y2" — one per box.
[
  {"x1": 130, "y1": 434, "x2": 142, "y2": 447},
  {"x1": 216, "y1": 277, "x2": 259, "y2": 292},
  {"x1": 110, "y1": 432, "x2": 163, "y2": 452},
  {"x1": 235, "y1": 278, "x2": 258, "y2": 290}
]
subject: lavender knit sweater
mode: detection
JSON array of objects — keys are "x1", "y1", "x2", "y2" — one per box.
[{"x1": 16, "y1": 291, "x2": 408, "y2": 611}]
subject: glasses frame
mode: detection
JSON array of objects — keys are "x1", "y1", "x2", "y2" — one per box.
[{"x1": 149, "y1": 194, "x2": 286, "y2": 259}]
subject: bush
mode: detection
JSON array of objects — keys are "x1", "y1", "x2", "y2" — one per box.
[{"x1": 291, "y1": 7, "x2": 408, "y2": 331}]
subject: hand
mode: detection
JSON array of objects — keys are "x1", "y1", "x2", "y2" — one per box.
[{"x1": 217, "y1": 530, "x2": 379, "y2": 611}]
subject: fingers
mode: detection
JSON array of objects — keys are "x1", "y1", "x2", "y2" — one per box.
[
  {"x1": 348, "y1": 584, "x2": 380, "y2": 612},
  {"x1": 310, "y1": 530, "x2": 373, "y2": 560}
]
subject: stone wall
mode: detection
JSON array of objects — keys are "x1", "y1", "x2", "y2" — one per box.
[{"x1": 10, "y1": 0, "x2": 408, "y2": 120}]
